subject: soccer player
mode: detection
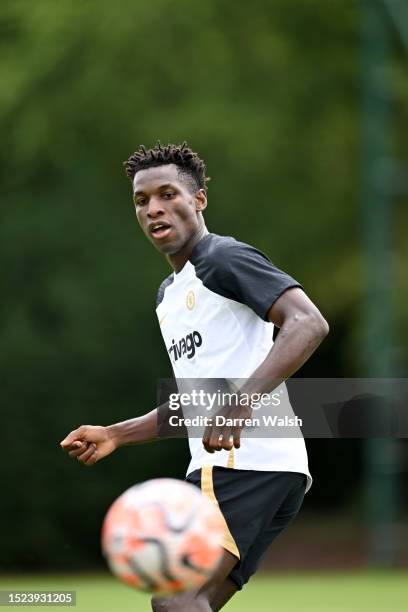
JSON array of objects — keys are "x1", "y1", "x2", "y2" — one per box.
[{"x1": 61, "y1": 143, "x2": 329, "y2": 612}]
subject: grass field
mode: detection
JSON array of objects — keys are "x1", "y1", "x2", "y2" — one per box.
[{"x1": 1, "y1": 572, "x2": 407, "y2": 611}]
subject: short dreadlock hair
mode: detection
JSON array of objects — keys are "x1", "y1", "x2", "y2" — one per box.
[{"x1": 124, "y1": 142, "x2": 209, "y2": 194}]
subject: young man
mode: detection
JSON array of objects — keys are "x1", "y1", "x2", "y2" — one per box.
[{"x1": 61, "y1": 142, "x2": 329, "y2": 612}]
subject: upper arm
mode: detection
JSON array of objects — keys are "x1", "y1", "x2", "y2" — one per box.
[
  {"x1": 267, "y1": 286, "x2": 329, "y2": 332},
  {"x1": 197, "y1": 240, "x2": 302, "y2": 321}
]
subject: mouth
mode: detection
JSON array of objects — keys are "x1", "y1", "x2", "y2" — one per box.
[{"x1": 149, "y1": 222, "x2": 172, "y2": 240}]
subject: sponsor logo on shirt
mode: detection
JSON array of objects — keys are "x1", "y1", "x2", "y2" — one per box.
[{"x1": 168, "y1": 331, "x2": 202, "y2": 362}]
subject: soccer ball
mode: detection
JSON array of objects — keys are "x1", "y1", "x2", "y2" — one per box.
[{"x1": 101, "y1": 478, "x2": 225, "y2": 594}]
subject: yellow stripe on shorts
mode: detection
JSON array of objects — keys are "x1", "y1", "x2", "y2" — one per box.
[{"x1": 201, "y1": 465, "x2": 240, "y2": 559}]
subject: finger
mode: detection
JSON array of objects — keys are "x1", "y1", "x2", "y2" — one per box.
[
  {"x1": 203, "y1": 439, "x2": 214, "y2": 453},
  {"x1": 65, "y1": 440, "x2": 82, "y2": 451},
  {"x1": 220, "y1": 433, "x2": 234, "y2": 451},
  {"x1": 77, "y1": 444, "x2": 97, "y2": 464},
  {"x1": 208, "y1": 429, "x2": 223, "y2": 452},
  {"x1": 68, "y1": 441, "x2": 89, "y2": 458},
  {"x1": 64, "y1": 440, "x2": 86, "y2": 452},
  {"x1": 202, "y1": 426, "x2": 214, "y2": 453},
  {"x1": 203, "y1": 436, "x2": 214, "y2": 453},
  {"x1": 213, "y1": 430, "x2": 233, "y2": 451},
  {"x1": 84, "y1": 449, "x2": 98, "y2": 466},
  {"x1": 232, "y1": 428, "x2": 241, "y2": 449},
  {"x1": 61, "y1": 428, "x2": 86, "y2": 448}
]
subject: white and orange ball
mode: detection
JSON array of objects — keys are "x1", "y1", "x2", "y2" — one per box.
[{"x1": 101, "y1": 478, "x2": 225, "y2": 594}]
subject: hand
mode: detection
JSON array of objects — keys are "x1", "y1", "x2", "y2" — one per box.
[
  {"x1": 60, "y1": 425, "x2": 118, "y2": 466},
  {"x1": 202, "y1": 402, "x2": 252, "y2": 454}
]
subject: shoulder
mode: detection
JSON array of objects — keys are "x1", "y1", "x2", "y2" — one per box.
[
  {"x1": 191, "y1": 233, "x2": 266, "y2": 273},
  {"x1": 191, "y1": 233, "x2": 273, "y2": 278},
  {"x1": 191, "y1": 233, "x2": 237, "y2": 263},
  {"x1": 191, "y1": 233, "x2": 302, "y2": 320},
  {"x1": 156, "y1": 273, "x2": 174, "y2": 307}
]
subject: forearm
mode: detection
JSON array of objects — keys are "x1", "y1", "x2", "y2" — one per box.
[
  {"x1": 239, "y1": 312, "x2": 328, "y2": 397},
  {"x1": 107, "y1": 408, "x2": 159, "y2": 447}
]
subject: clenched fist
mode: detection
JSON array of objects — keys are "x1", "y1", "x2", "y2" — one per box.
[{"x1": 60, "y1": 425, "x2": 118, "y2": 466}]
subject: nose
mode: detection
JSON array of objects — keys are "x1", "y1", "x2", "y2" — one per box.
[{"x1": 146, "y1": 196, "x2": 164, "y2": 218}]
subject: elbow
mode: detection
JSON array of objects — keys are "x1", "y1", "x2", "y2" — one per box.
[
  {"x1": 310, "y1": 311, "x2": 329, "y2": 342},
  {"x1": 280, "y1": 307, "x2": 329, "y2": 344},
  {"x1": 319, "y1": 316, "x2": 330, "y2": 340}
]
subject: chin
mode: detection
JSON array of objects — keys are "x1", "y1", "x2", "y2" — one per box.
[{"x1": 154, "y1": 240, "x2": 179, "y2": 255}]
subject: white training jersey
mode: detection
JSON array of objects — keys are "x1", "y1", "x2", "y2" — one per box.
[{"x1": 156, "y1": 233, "x2": 311, "y2": 492}]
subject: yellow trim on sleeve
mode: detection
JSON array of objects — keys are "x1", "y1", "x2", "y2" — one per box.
[
  {"x1": 227, "y1": 448, "x2": 235, "y2": 469},
  {"x1": 201, "y1": 466, "x2": 240, "y2": 559}
]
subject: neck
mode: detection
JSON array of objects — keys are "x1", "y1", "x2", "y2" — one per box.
[{"x1": 167, "y1": 224, "x2": 209, "y2": 273}]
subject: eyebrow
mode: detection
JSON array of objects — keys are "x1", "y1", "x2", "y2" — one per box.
[{"x1": 133, "y1": 183, "x2": 176, "y2": 196}]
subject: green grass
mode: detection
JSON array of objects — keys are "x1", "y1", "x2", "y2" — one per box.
[{"x1": 0, "y1": 572, "x2": 407, "y2": 611}]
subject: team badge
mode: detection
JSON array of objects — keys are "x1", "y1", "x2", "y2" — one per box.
[{"x1": 186, "y1": 290, "x2": 195, "y2": 311}]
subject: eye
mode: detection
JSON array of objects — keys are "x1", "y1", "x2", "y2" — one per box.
[
  {"x1": 162, "y1": 191, "x2": 176, "y2": 199},
  {"x1": 134, "y1": 196, "x2": 147, "y2": 206}
]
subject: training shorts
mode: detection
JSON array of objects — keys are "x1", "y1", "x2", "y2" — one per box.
[{"x1": 186, "y1": 466, "x2": 306, "y2": 589}]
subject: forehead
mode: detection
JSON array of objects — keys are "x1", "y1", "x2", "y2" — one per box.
[{"x1": 132, "y1": 164, "x2": 182, "y2": 193}]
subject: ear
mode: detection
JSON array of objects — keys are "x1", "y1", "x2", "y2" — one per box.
[{"x1": 194, "y1": 189, "x2": 207, "y2": 213}]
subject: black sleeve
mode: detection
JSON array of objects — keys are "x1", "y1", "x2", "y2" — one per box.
[
  {"x1": 204, "y1": 241, "x2": 302, "y2": 321},
  {"x1": 156, "y1": 274, "x2": 174, "y2": 307}
]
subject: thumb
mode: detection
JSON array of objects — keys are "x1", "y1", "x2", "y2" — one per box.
[{"x1": 60, "y1": 428, "x2": 87, "y2": 448}]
